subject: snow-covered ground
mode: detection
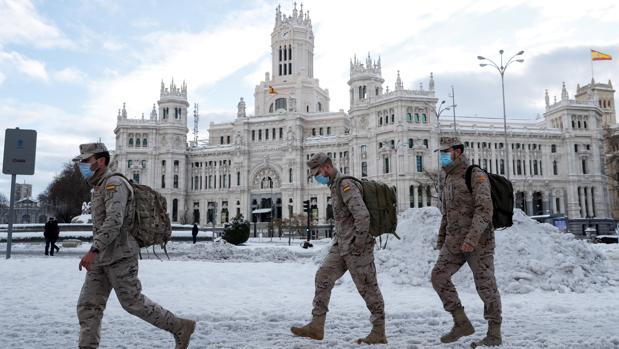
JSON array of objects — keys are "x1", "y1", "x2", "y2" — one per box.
[{"x1": 1, "y1": 208, "x2": 619, "y2": 348}]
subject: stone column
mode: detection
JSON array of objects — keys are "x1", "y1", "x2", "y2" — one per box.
[
  {"x1": 526, "y1": 191, "x2": 533, "y2": 215},
  {"x1": 412, "y1": 185, "x2": 418, "y2": 208},
  {"x1": 577, "y1": 186, "x2": 584, "y2": 218}
]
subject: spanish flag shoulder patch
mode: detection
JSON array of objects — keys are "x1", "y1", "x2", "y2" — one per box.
[
  {"x1": 105, "y1": 184, "x2": 117, "y2": 192},
  {"x1": 343, "y1": 185, "x2": 351, "y2": 193}
]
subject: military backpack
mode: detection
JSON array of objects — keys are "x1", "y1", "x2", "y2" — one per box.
[
  {"x1": 464, "y1": 165, "x2": 514, "y2": 229},
  {"x1": 335, "y1": 176, "x2": 400, "y2": 239},
  {"x1": 112, "y1": 173, "x2": 172, "y2": 252}
]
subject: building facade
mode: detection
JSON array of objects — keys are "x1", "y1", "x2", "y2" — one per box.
[{"x1": 113, "y1": 5, "x2": 616, "y2": 235}]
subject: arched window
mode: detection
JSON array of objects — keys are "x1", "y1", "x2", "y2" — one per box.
[
  {"x1": 142, "y1": 138, "x2": 147, "y2": 147},
  {"x1": 288, "y1": 45, "x2": 292, "y2": 60},
  {"x1": 359, "y1": 86, "x2": 363, "y2": 99},
  {"x1": 422, "y1": 114, "x2": 427, "y2": 123},
  {"x1": 279, "y1": 46, "x2": 282, "y2": 61},
  {"x1": 136, "y1": 138, "x2": 141, "y2": 146},
  {"x1": 174, "y1": 175, "x2": 179, "y2": 188},
  {"x1": 317, "y1": 102, "x2": 322, "y2": 112},
  {"x1": 289, "y1": 168, "x2": 293, "y2": 183},
  {"x1": 379, "y1": 117, "x2": 383, "y2": 126},
  {"x1": 376, "y1": 87, "x2": 379, "y2": 96},
  {"x1": 362, "y1": 85, "x2": 367, "y2": 99},
  {"x1": 275, "y1": 98, "x2": 287, "y2": 111},
  {"x1": 128, "y1": 137, "x2": 134, "y2": 147},
  {"x1": 408, "y1": 138, "x2": 414, "y2": 148},
  {"x1": 409, "y1": 185, "x2": 415, "y2": 208}
]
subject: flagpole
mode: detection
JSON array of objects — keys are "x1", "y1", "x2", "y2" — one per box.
[{"x1": 591, "y1": 50, "x2": 595, "y2": 81}]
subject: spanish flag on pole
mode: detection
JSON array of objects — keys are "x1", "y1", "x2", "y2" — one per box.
[{"x1": 591, "y1": 49, "x2": 612, "y2": 61}]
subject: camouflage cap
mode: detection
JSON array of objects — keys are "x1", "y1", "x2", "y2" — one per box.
[
  {"x1": 434, "y1": 136, "x2": 463, "y2": 152},
  {"x1": 73, "y1": 142, "x2": 108, "y2": 162},
  {"x1": 307, "y1": 152, "x2": 330, "y2": 176}
]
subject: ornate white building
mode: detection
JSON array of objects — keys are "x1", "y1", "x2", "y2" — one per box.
[{"x1": 113, "y1": 4, "x2": 617, "y2": 235}]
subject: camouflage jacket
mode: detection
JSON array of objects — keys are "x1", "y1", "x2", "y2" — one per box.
[
  {"x1": 437, "y1": 154, "x2": 494, "y2": 253},
  {"x1": 91, "y1": 169, "x2": 139, "y2": 266},
  {"x1": 329, "y1": 172, "x2": 374, "y2": 257}
]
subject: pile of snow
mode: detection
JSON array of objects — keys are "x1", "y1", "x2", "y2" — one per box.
[
  {"x1": 375, "y1": 207, "x2": 619, "y2": 294},
  {"x1": 167, "y1": 241, "x2": 298, "y2": 263}
]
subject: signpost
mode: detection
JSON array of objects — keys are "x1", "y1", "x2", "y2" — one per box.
[{"x1": 3, "y1": 128, "x2": 37, "y2": 259}]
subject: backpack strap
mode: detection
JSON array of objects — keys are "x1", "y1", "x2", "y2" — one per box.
[
  {"x1": 465, "y1": 165, "x2": 481, "y2": 193},
  {"x1": 334, "y1": 175, "x2": 363, "y2": 205},
  {"x1": 110, "y1": 172, "x2": 134, "y2": 199}
]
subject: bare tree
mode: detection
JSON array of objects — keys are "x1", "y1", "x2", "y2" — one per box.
[
  {"x1": 39, "y1": 162, "x2": 91, "y2": 222},
  {"x1": 0, "y1": 192, "x2": 8, "y2": 207}
]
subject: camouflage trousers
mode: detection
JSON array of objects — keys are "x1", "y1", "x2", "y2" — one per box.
[
  {"x1": 312, "y1": 245, "x2": 385, "y2": 326},
  {"x1": 431, "y1": 247, "x2": 502, "y2": 323},
  {"x1": 77, "y1": 257, "x2": 183, "y2": 348}
]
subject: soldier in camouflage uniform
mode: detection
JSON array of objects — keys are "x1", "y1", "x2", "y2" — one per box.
[
  {"x1": 431, "y1": 137, "x2": 502, "y2": 347},
  {"x1": 290, "y1": 153, "x2": 387, "y2": 345},
  {"x1": 74, "y1": 143, "x2": 195, "y2": 349}
]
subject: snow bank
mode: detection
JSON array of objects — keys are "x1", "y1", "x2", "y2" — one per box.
[
  {"x1": 71, "y1": 214, "x2": 92, "y2": 223},
  {"x1": 375, "y1": 207, "x2": 619, "y2": 294},
  {"x1": 166, "y1": 240, "x2": 299, "y2": 263}
]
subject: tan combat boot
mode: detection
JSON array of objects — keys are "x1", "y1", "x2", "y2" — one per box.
[
  {"x1": 471, "y1": 321, "x2": 502, "y2": 347},
  {"x1": 290, "y1": 314, "x2": 326, "y2": 340},
  {"x1": 356, "y1": 324, "x2": 388, "y2": 345},
  {"x1": 440, "y1": 308, "x2": 475, "y2": 343},
  {"x1": 173, "y1": 318, "x2": 196, "y2": 349}
]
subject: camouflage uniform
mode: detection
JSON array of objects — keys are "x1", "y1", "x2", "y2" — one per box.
[
  {"x1": 310, "y1": 169, "x2": 385, "y2": 326},
  {"x1": 431, "y1": 152, "x2": 502, "y2": 324},
  {"x1": 75, "y1": 144, "x2": 187, "y2": 348}
]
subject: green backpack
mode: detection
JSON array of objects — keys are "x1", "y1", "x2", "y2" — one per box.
[
  {"x1": 112, "y1": 173, "x2": 172, "y2": 251},
  {"x1": 335, "y1": 176, "x2": 400, "y2": 239}
]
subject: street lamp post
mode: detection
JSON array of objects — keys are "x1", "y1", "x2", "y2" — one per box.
[{"x1": 478, "y1": 49, "x2": 524, "y2": 180}]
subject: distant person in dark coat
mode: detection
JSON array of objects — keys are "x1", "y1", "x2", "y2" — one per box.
[
  {"x1": 192, "y1": 224, "x2": 199, "y2": 244},
  {"x1": 44, "y1": 217, "x2": 60, "y2": 256}
]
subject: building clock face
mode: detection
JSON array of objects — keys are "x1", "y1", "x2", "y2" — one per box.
[{"x1": 281, "y1": 31, "x2": 288, "y2": 38}]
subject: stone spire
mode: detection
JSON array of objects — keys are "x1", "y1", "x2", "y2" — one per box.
[
  {"x1": 150, "y1": 103, "x2": 157, "y2": 120},
  {"x1": 561, "y1": 82, "x2": 568, "y2": 100},
  {"x1": 395, "y1": 71, "x2": 403, "y2": 90},
  {"x1": 122, "y1": 102, "x2": 127, "y2": 118},
  {"x1": 429, "y1": 72, "x2": 435, "y2": 91},
  {"x1": 545, "y1": 89, "x2": 550, "y2": 109}
]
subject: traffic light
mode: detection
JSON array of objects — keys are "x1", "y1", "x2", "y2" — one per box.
[{"x1": 303, "y1": 200, "x2": 310, "y2": 213}]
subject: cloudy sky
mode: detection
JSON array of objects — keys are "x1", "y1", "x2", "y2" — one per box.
[{"x1": 1, "y1": 0, "x2": 618, "y2": 199}]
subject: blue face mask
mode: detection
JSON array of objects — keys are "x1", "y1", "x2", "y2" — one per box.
[
  {"x1": 79, "y1": 162, "x2": 95, "y2": 179},
  {"x1": 440, "y1": 152, "x2": 453, "y2": 168},
  {"x1": 315, "y1": 175, "x2": 330, "y2": 185}
]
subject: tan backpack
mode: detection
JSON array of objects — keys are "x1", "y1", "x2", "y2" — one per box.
[
  {"x1": 335, "y1": 176, "x2": 400, "y2": 239},
  {"x1": 113, "y1": 173, "x2": 172, "y2": 252}
]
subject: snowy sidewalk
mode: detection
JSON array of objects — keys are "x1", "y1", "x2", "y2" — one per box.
[{"x1": 1, "y1": 257, "x2": 618, "y2": 348}]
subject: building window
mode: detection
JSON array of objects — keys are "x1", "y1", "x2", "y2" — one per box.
[
  {"x1": 265, "y1": 129, "x2": 269, "y2": 140},
  {"x1": 361, "y1": 162, "x2": 368, "y2": 177},
  {"x1": 143, "y1": 138, "x2": 147, "y2": 147},
  {"x1": 275, "y1": 97, "x2": 287, "y2": 110},
  {"x1": 500, "y1": 159, "x2": 505, "y2": 175},
  {"x1": 517, "y1": 160, "x2": 522, "y2": 175},
  {"x1": 553, "y1": 160, "x2": 558, "y2": 175},
  {"x1": 383, "y1": 157, "x2": 390, "y2": 174},
  {"x1": 173, "y1": 175, "x2": 179, "y2": 188},
  {"x1": 172, "y1": 199, "x2": 178, "y2": 222},
  {"x1": 127, "y1": 160, "x2": 133, "y2": 168},
  {"x1": 416, "y1": 155, "x2": 423, "y2": 172},
  {"x1": 551, "y1": 144, "x2": 556, "y2": 153},
  {"x1": 415, "y1": 113, "x2": 420, "y2": 123},
  {"x1": 161, "y1": 175, "x2": 165, "y2": 189},
  {"x1": 582, "y1": 159, "x2": 588, "y2": 174},
  {"x1": 423, "y1": 139, "x2": 428, "y2": 148},
  {"x1": 317, "y1": 102, "x2": 322, "y2": 112},
  {"x1": 409, "y1": 186, "x2": 415, "y2": 208},
  {"x1": 220, "y1": 136, "x2": 224, "y2": 144},
  {"x1": 227, "y1": 136, "x2": 230, "y2": 144},
  {"x1": 279, "y1": 127, "x2": 283, "y2": 138},
  {"x1": 135, "y1": 138, "x2": 141, "y2": 147},
  {"x1": 289, "y1": 168, "x2": 293, "y2": 183},
  {"x1": 252, "y1": 130, "x2": 255, "y2": 141},
  {"x1": 574, "y1": 144, "x2": 578, "y2": 152},
  {"x1": 133, "y1": 173, "x2": 140, "y2": 183},
  {"x1": 319, "y1": 127, "x2": 323, "y2": 136},
  {"x1": 327, "y1": 127, "x2": 331, "y2": 135},
  {"x1": 408, "y1": 138, "x2": 414, "y2": 148},
  {"x1": 258, "y1": 129, "x2": 262, "y2": 140},
  {"x1": 128, "y1": 137, "x2": 133, "y2": 147},
  {"x1": 422, "y1": 114, "x2": 427, "y2": 123}
]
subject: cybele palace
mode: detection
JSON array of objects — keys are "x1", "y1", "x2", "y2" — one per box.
[{"x1": 113, "y1": 4, "x2": 619, "y2": 235}]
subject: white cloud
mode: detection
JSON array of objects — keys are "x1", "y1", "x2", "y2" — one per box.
[
  {"x1": 0, "y1": 0, "x2": 73, "y2": 49},
  {"x1": 0, "y1": 71, "x2": 5, "y2": 85},
  {"x1": 102, "y1": 39, "x2": 124, "y2": 51},
  {"x1": 53, "y1": 67, "x2": 87, "y2": 83},
  {"x1": 0, "y1": 51, "x2": 48, "y2": 81}
]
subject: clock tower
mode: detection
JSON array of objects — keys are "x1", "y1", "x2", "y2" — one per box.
[{"x1": 271, "y1": 3, "x2": 314, "y2": 83}]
